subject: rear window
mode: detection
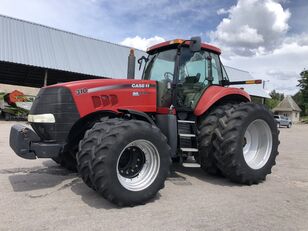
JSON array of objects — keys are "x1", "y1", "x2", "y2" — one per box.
[{"x1": 274, "y1": 116, "x2": 279, "y2": 119}]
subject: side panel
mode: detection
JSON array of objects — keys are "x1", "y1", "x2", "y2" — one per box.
[
  {"x1": 59, "y1": 79, "x2": 157, "y2": 117},
  {"x1": 194, "y1": 86, "x2": 251, "y2": 116}
]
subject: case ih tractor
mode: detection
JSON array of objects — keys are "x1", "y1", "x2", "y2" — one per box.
[{"x1": 10, "y1": 37, "x2": 279, "y2": 206}]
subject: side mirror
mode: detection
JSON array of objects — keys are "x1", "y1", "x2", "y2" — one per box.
[
  {"x1": 137, "y1": 56, "x2": 148, "y2": 70},
  {"x1": 190, "y1": 36, "x2": 201, "y2": 52}
]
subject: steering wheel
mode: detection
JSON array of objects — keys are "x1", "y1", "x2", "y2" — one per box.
[{"x1": 164, "y1": 72, "x2": 173, "y2": 81}]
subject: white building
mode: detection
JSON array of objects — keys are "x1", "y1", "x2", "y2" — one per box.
[{"x1": 0, "y1": 14, "x2": 269, "y2": 99}]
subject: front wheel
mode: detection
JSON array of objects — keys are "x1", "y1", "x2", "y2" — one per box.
[
  {"x1": 79, "y1": 119, "x2": 171, "y2": 206},
  {"x1": 214, "y1": 103, "x2": 279, "y2": 185}
]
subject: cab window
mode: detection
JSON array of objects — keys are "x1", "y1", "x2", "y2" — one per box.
[
  {"x1": 179, "y1": 49, "x2": 222, "y2": 85},
  {"x1": 177, "y1": 48, "x2": 222, "y2": 108},
  {"x1": 144, "y1": 49, "x2": 176, "y2": 81}
]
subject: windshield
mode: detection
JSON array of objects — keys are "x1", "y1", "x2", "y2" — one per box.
[
  {"x1": 179, "y1": 48, "x2": 222, "y2": 85},
  {"x1": 143, "y1": 49, "x2": 177, "y2": 81}
]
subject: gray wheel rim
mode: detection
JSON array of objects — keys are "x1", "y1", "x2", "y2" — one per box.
[
  {"x1": 243, "y1": 119, "x2": 273, "y2": 169},
  {"x1": 116, "y1": 139, "x2": 160, "y2": 191}
]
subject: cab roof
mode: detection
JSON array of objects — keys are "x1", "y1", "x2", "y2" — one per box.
[{"x1": 146, "y1": 39, "x2": 221, "y2": 55}]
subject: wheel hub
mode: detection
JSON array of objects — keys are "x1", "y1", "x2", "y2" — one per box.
[
  {"x1": 116, "y1": 140, "x2": 160, "y2": 191},
  {"x1": 118, "y1": 146, "x2": 145, "y2": 178},
  {"x1": 243, "y1": 119, "x2": 273, "y2": 170}
]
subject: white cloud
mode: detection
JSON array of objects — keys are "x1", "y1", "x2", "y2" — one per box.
[
  {"x1": 120, "y1": 36, "x2": 165, "y2": 51},
  {"x1": 217, "y1": 8, "x2": 229, "y2": 15},
  {"x1": 222, "y1": 35, "x2": 308, "y2": 95},
  {"x1": 210, "y1": 0, "x2": 291, "y2": 56},
  {"x1": 210, "y1": 0, "x2": 308, "y2": 95}
]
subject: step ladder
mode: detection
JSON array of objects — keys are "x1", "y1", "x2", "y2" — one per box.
[{"x1": 177, "y1": 120, "x2": 199, "y2": 154}]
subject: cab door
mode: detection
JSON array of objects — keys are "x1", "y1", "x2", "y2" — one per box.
[
  {"x1": 177, "y1": 48, "x2": 223, "y2": 109},
  {"x1": 143, "y1": 49, "x2": 177, "y2": 108}
]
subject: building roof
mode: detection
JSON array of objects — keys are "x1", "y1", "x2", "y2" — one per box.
[
  {"x1": 0, "y1": 14, "x2": 269, "y2": 98},
  {"x1": 0, "y1": 14, "x2": 145, "y2": 78},
  {"x1": 273, "y1": 95, "x2": 302, "y2": 112}
]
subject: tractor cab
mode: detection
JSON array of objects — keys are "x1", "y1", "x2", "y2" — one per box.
[{"x1": 140, "y1": 38, "x2": 229, "y2": 112}]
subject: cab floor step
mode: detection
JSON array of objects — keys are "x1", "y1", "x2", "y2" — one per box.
[
  {"x1": 178, "y1": 120, "x2": 195, "y2": 124},
  {"x1": 180, "y1": 148, "x2": 199, "y2": 152},
  {"x1": 179, "y1": 133, "x2": 196, "y2": 137}
]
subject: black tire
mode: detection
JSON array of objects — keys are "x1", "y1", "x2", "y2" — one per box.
[
  {"x1": 51, "y1": 157, "x2": 61, "y2": 164},
  {"x1": 76, "y1": 117, "x2": 109, "y2": 189},
  {"x1": 287, "y1": 123, "x2": 291, "y2": 128},
  {"x1": 58, "y1": 147, "x2": 78, "y2": 172},
  {"x1": 83, "y1": 118, "x2": 171, "y2": 206},
  {"x1": 197, "y1": 103, "x2": 234, "y2": 175},
  {"x1": 214, "y1": 102, "x2": 279, "y2": 185},
  {"x1": 50, "y1": 145, "x2": 78, "y2": 172}
]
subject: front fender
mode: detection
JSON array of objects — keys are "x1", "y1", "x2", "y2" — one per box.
[{"x1": 194, "y1": 86, "x2": 250, "y2": 116}]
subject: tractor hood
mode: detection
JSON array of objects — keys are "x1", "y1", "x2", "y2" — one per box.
[
  {"x1": 50, "y1": 78, "x2": 155, "y2": 95},
  {"x1": 46, "y1": 78, "x2": 157, "y2": 117}
]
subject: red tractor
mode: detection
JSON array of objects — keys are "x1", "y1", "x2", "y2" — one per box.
[{"x1": 10, "y1": 37, "x2": 279, "y2": 206}]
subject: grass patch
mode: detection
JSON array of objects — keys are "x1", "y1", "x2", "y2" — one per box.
[{"x1": 301, "y1": 116, "x2": 308, "y2": 123}]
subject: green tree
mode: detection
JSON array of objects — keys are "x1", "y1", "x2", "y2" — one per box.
[
  {"x1": 265, "y1": 90, "x2": 284, "y2": 109},
  {"x1": 293, "y1": 91, "x2": 306, "y2": 116},
  {"x1": 298, "y1": 70, "x2": 308, "y2": 103},
  {"x1": 296, "y1": 70, "x2": 308, "y2": 116},
  {"x1": 269, "y1": 90, "x2": 284, "y2": 101}
]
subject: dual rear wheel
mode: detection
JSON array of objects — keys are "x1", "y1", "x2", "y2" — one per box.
[{"x1": 198, "y1": 102, "x2": 279, "y2": 184}]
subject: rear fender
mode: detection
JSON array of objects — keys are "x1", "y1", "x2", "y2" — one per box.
[{"x1": 194, "y1": 86, "x2": 250, "y2": 116}]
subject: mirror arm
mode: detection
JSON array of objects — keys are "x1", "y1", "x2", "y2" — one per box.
[
  {"x1": 207, "y1": 55, "x2": 213, "y2": 84},
  {"x1": 137, "y1": 56, "x2": 148, "y2": 70}
]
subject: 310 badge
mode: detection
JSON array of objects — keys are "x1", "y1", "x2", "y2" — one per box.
[{"x1": 76, "y1": 88, "x2": 88, "y2": 95}]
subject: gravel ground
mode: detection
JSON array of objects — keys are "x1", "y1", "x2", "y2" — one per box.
[{"x1": 0, "y1": 121, "x2": 307, "y2": 231}]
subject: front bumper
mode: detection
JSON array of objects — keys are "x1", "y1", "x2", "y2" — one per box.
[{"x1": 9, "y1": 124, "x2": 64, "y2": 159}]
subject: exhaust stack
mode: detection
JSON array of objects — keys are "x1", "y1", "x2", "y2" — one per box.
[{"x1": 127, "y1": 48, "x2": 136, "y2": 79}]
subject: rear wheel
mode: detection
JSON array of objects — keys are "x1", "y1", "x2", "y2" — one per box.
[
  {"x1": 197, "y1": 103, "x2": 234, "y2": 175},
  {"x1": 80, "y1": 118, "x2": 171, "y2": 206},
  {"x1": 214, "y1": 103, "x2": 279, "y2": 185}
]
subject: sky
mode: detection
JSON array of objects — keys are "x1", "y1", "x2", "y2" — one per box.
[{"x1": 0, "y1": 0, "x2": 307, "y2": 95}]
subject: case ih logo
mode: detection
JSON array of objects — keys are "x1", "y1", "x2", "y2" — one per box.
[{"x1": 131, "y1": 83, "x2": 150, "y2": 88}]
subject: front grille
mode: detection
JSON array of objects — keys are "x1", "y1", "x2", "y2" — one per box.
[{"x1": 30, "y1": 87, "x2": 80, "y2": 142}]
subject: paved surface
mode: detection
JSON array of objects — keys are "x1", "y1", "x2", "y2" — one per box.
[{"x1": 0, "y1": 121, "x2": 307, "y2": 231}]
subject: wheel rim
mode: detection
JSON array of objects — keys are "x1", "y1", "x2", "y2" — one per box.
[
  {"x1": 243, "y1": 119, "x2": 272, "y2": 169},
  {"x1": 116, "y1": 139, "x2": 160, "y2": 191}
]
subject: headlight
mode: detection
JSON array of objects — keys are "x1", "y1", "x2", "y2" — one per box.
[{"x1": 28, "y1": 114, "x2": 55, "y2": 123}]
